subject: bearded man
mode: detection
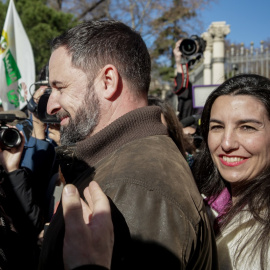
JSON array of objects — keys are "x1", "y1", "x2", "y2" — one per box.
[{"x1": 38, "y1": 20, "x2": 218, "y2": 270}]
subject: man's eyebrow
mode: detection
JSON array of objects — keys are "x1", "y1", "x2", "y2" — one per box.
[{"x1": 50, "y1": 80, "x2": 63, "y2": 87}]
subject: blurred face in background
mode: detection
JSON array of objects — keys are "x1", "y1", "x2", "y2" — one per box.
[{"x1": 208, "y1": 95, "x2": 270, "y2": 187}]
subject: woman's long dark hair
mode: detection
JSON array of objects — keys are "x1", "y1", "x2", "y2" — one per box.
[{"x1": 192, "y1": 74, "x2": 270, "y2": 269}]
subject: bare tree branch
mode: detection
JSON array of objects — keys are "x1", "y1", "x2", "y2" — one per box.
[
  {"x1": 77, "y1": 0, "x2": 107, "y2": 21},
  {"x1": 57, "y1": 0, "x2": 63, "y2": 10}
]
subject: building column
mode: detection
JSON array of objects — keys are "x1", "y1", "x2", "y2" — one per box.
[
  {"x1": 201, "y1": 31, "x2": 213, "y2": 85},
  {"x1": 208, "y1": 21, "x2": 230, "y2": 84}
]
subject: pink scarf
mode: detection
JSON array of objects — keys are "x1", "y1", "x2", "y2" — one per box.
[{"x1": 204, "y1": 187, "x2": 232, "y2": 234}]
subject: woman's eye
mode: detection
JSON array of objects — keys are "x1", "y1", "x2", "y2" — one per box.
[{"x1": 209, "y1": 125, "x2": 223, "y2": 131}]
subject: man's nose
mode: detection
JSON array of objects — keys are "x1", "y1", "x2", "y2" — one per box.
[{"x1": 47, "y1": 90, "x2": 61, "y2": 115}]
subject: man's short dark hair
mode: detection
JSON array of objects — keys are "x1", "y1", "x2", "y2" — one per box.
[{"x1": 50, "y1": 20, "x2": 151, "y2": 96}]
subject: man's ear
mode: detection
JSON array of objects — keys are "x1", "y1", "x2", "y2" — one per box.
[{"x1": 101, "y1": 65, "x2": 120, "y2": 100}]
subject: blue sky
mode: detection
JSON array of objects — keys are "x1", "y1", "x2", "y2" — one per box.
[{"x1": 198, "y1": 0, "x2": 270, "y2": 48}]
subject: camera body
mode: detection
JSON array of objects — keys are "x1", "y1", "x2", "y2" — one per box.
[
  {"x1": 0, "y1": 114, "x2": 23, "y2": 150},
  {"x1": 179, "y1": 35, "x2": 206, "y2": 58},
  {"x1": 27, "y1": 82, "x2": 59, "y2": 124},
  {"x1": 27, "y1": 64, "x2": 59, "y2": 124},
  {"x1": 37, "y1": 87, "x2": 60, "y2": 124}
]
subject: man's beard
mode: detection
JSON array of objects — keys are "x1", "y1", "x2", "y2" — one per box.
[{"x1": 57, "y1": 88, "x2": 100, "y2": 146}]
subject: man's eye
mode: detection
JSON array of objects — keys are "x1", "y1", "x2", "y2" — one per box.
[{"x1": 241, "y1": 125, "x2": 256, "y2": 131}]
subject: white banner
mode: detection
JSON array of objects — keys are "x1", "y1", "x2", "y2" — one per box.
[{"x1": 0, "y1": 0, "x2": 35, "y2": 111}]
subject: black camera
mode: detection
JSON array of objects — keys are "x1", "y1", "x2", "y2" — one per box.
[
  {"x1": 27, "y1": 84, "x2": 59, "y2": 124},
  {"x1": 37, "y1": 87, "x2": 60, "y2": 124},
  {"x1": 0, "y1": 114, "x2": 23, "y2": 150},
  {"x1": 179, "y1": 35, "x2": 206, "y2": 57},
  {"x1": 28, "y1": 64, "x2": 59, "y2": 124}
]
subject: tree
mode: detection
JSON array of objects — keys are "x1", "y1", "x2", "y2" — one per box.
[
  {"x1": 149, "y1": 0, "x2": 215, "y2": 85},
  {"x1": 1, "y1": 0, "x2": 216, "y2": 88},
  {"x1": 0, "y1": 1, "x2": 8, "y2": 29},
  {"x1": 46, "y1": 0, "x2": 215, "y2": 91},
  {"x1": 46, "y1": 0, "x2": 109, "y2": 20},
  {"x1": 0, "y1": 0, "x2": 78, "y2": 76}
]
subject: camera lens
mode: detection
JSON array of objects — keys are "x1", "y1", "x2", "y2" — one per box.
[
  {"x1": 0, "y1": 128, "x2": 21, "y2": 149},
  {"x1": 179, "y1": 39, "x2": 197, "y2": 57}
]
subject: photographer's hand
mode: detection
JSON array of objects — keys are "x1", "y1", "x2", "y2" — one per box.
[
  {"x1": 173, "y1": 39, "x2": 184, "y2": 73},
  {"x1": 33, "y1": 86, "x2": 47, "y2": 105},
  {"x1": 31, "y1": 86, "x2": 47, "y2": 140},
  {"x1": 62, "y1": 181, "x2": 114, "y2": 270},
  {"x1": 0, "y1": 128, "x2": 25, "y2": 173}
]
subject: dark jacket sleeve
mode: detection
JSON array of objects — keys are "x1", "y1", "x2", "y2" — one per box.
[
  {"x1": 174, "y1": 72, "x2": 184, "y2": 93},
  {"x1": 1, "y1": 168, "x2": 44, "y2": 238},
  {"x1": 174, "y1": 72, "x2": 193, "y2": 99}
]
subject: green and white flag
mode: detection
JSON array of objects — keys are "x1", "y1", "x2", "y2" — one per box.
[{"x1": 0, "y1": 0, "x2": 35, "y2": 111}]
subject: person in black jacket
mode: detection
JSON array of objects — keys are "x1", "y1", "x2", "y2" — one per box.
[{"x1": 0, "y1": 129, "x2": 44, "y2": 269}]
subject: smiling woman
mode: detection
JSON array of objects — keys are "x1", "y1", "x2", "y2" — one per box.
[
  {"x1": 208, "y1": 95, "x2": 270, "y2": 187},
  {"x1": 192, "y1": 74, "x2": 270, "y2": 270}
]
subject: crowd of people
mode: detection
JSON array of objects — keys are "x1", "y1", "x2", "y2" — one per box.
[{"x1": 0, "y1": 19, "x2": 269, "y2": 270}]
